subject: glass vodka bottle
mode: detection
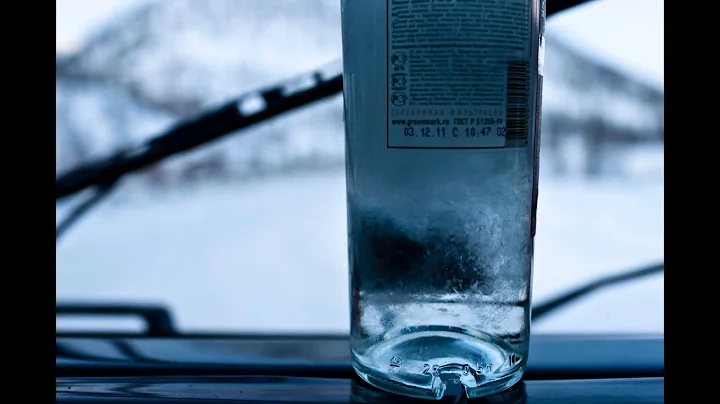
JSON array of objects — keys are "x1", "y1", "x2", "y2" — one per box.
[{"x1": 341, "y1": 0, "x2": 545, "y2": 400}]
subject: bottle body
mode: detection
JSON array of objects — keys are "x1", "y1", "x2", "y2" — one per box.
[{"x1": 342, "y1": 0, "x2": 544, "y2": 400}]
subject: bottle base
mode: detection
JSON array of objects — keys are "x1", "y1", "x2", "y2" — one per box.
[{"x1": 352, "y1": 325, "x2": 525, "y2": 400}]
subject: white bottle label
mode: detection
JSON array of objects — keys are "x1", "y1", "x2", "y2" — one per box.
[{"x1": 386, "y1": 0, "x2": 533, "y2": 149}]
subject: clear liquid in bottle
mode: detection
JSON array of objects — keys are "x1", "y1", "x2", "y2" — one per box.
[{"x1": 342, "y1": 0, "x2": 545, "y2": 400}]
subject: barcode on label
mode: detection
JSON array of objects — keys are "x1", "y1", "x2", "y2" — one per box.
[{"x1": 506, "y1": 61, "x2": 531, "y2": 146}]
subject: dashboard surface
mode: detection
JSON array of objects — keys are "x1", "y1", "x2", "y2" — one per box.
[{"x1": 56, "y1": 334, "x2": 664, "y2": 403}]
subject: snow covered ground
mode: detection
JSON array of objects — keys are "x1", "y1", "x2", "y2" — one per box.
[{"x1": 56, "y1": 146, "x2": 664, "y2": 335}]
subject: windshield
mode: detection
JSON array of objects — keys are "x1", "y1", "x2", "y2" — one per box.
[{"x1": 55, "y1": 0, "x2": 664, "y2": 336}]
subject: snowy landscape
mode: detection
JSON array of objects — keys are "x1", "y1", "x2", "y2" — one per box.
[{"x1": 56, "y1": 0, "x2": 664, "y2": 335}]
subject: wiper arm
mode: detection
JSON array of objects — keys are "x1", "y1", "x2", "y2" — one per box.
[
  {"x1": 547, "y1": 0, "x2": 593, "y2": 15},
  {"x1": 55, "y1": 69, "x2": 342, "y2": 243},
  {"x1": 56, "y1": 303, "x2": 177, "y2": 336},
  {"x1": 532, "y1": 261, "x2": 664, "y2": 321},
  {"x1": 56, "y1": 180, "x2": 117, "y2": 240},
  {"x1": 55, "y1": 72, "x2": 343, "y2": 201}
]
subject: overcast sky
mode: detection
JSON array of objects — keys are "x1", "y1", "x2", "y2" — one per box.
[{"x1": 56, "y1": 0, "x2": 664, "y2": 87}]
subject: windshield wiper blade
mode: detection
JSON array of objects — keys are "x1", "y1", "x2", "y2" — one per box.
[
  {"x1": 55, "y1": 72, "x2": 343, "y2": 201},
  {"x1": 55, "y1": 69, "x2": 342, "y2": 242},
  {"x1": 531, "y1": 261, "x2": 664, "y2": 321},
  {"x1": 547, "y1": 0, "x2": 594, "y2": 15}
]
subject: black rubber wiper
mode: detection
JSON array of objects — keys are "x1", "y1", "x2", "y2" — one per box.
[
  {"x1": 56, "y1": 69, "x2": 342, "y2": 242},
  {"x1": 55, "y1": 0, "x2": 596, "y2": 241},
  {"x1": 532, "y1": 261, "x2": 664, "y2": 321},
  {"x1": 55, "y1": 71, "x2": 343, "y2": 201},
  {"x1": 547, "y1": 0, "x2": 593, "y2": 15}
]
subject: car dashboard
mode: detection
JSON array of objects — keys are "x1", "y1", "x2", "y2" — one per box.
[{"x1": 56, "y1": 334, "x2": 664, "y2": 403}]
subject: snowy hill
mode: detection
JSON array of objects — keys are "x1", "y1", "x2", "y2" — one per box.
[{"x1": 55, "y1": 0, "x2": 664, "y2": 183}]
